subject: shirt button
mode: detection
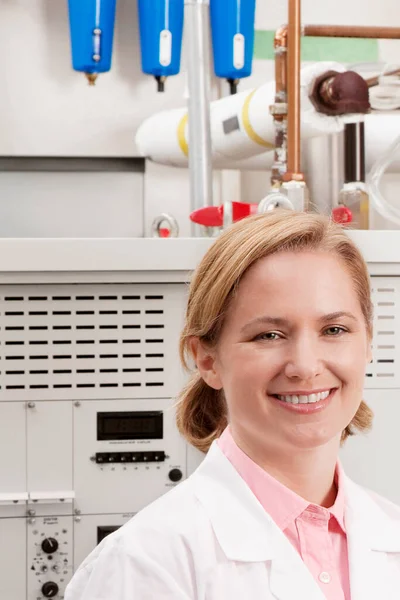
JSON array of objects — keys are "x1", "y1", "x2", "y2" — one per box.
[{"x1": 319, "y1": 572, "x2": 331, "y2": 584}]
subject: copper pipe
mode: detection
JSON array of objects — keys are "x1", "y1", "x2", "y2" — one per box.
[
  {"x1": 303, "y1": 25, "x2": 400, "y2": 39},
  {"x1": 270, "y1": 19, "x2": 400, "y2": 191},
  {"x1": 284, "y1": 0, "x2": 303, "y2": 181},
  {"x1": 274, "y1": 26, "x2": 288, "y2": 98},
  {"x1": 271, "y1": 26, "x2": 288, "y2": 186},
  {"x1": 366, "y1": 67, "x2": 400, "y2": 87}
]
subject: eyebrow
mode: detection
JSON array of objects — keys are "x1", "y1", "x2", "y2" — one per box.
[{"x1": 240, "y1": 311, "x2": 358, "y2": 333}]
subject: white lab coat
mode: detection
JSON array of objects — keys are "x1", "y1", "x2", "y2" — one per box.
[{"x1": 65, "y1": 442, "x2": 400, "y2": 599}]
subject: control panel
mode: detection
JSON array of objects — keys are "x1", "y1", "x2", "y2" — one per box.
[
  {"x1": 27, "y1": 516, "x2": 73, "y2": 600},
  {"x1": 74, "y1": 398, "x2": 186, "y2": 514},
  {"x1": 0, "y1": 282, "x2": 190, "y2": 600}
]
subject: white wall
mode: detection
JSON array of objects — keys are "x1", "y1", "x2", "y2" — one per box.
[{"x1": 0, "y1": 0, "x2": 186, "y2": 156}]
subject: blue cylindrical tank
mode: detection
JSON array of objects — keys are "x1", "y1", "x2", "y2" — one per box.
[
  {"x1": 137, "y1": 0, "x2": 184, "y2": 91},
  {"x1": 210, "y1": 0, "x2": 256, "y2": 93},
  {"x1": 68, "y1": 0, "x2": 117, "y2": 77}
]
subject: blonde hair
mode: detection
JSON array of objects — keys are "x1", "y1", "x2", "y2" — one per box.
[{"x1": 177, "y1": 211, "x2": 373, "y2": 453}]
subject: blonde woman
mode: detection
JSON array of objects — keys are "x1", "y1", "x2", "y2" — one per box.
[{"x1": 66, "y1": 211, "x2": 400, "y2": 600}]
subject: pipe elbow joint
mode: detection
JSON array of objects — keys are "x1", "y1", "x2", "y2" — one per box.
[
  {"x1": 309, "y1": 70, "x2": 371, "y2": 116},
  {"x1": 274, "y1": 25, "x2": 288, "y2": 49}
]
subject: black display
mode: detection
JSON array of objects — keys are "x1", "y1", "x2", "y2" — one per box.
[
  {"x1": 97, "y1": 525, "x2": 121, "y2": 544},
  {"x1": 97, "y1": 411, "x2": 163, "y2": 440}
]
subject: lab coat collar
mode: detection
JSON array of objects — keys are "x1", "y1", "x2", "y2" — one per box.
[
  {"x1": 193, "y1": 441, "x2": 400, "y2": 562},
  {"x1": 192, "y1": 441, "x2": 284, "y2": 562}
]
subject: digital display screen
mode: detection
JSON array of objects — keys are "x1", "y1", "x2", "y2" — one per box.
[{"x1": 97, "y1": 411, "x2": 163, "y2": 440}]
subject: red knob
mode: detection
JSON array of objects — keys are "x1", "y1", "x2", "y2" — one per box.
[
  {"x1": 190, "y1": 206, "x2": 223, "y2": 227},
  {"x1": 190, "y1": 202, "x2": 258, "y2": 227},
  {"x1": 332, "y1": 206, "x2": 353, "y2": 225},
  {"x1": 158, "y1": 228, "x2": 171, "y2": 238}
]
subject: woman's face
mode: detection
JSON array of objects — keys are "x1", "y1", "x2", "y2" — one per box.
[{"x1": 203, "y1": 251, "x2": 371, "y2": 454}]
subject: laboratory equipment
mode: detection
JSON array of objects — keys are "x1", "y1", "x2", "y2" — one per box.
[
  {"x1": 209, "y1": 0, "x2": 256, "y2": 94},
  {"x1": 67, "y1": 0, "x2": 118, "y2": 85},
  {"x1": 137, "y1": 0, "x2": 184, "y2": 91}
]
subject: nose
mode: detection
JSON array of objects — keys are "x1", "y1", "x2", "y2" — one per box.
[{"x1": 284, "y1": 334, "x2": 324, "y2": 380}]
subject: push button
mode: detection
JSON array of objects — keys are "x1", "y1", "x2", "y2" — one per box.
[
  {"x1": 168, "y1": 468, "x2": 183, "y2": 482},
  {"x1": 319, "y1": 571, "x2": 331, "y2": 584}
]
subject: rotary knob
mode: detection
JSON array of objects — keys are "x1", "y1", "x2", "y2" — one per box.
[
  {"x1": 168, "y1": 468, "x2": 183, "y2": 483},
  {"x1": 41, "y1": 538, "x2": 59, "y2": 554},
  {"x1": 41, "y1": 581, "x2": 59, "y2": 598}
]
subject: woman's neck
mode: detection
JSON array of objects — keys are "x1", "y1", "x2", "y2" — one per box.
[{"x1": 231, "y1": 429, "x2": 340, "y2": 508}]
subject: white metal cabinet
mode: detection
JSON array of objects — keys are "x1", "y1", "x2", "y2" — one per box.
[
  {"x1": 27, "y1": 401, "x2": 73, "y2": 512},
  {"x1": 0, "y1": 402, "x2": 27, "y2": 517},
  {"x1": 340, "y1": 388, "x2": 400, "y2": 504},
  {"x1": 0, "y1": 518, "x2": 26, "y2": 599}
]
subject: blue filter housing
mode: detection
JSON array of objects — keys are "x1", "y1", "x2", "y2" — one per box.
[
  {"x1": 210, "y1": 0, "x2": 256, "y2": 94},
  {"x1": 138, "y1": 0, "x2": 184, "y2": 92},
  {"x1": 68, "y1": 0, "x2": 117, "y2": 81}
]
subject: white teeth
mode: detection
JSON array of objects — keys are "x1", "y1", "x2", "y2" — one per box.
[{"x1": 276, "y1": 390, "x2": 331, "y2": 404}]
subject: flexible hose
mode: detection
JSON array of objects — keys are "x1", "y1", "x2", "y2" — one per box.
[{"x1": 368, "y1": 133, "x2": 400, "y2": 226}]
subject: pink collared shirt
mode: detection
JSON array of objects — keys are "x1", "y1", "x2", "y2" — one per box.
[{"x1": 217, "y1": 426, "x2": 350, "y2": 600}]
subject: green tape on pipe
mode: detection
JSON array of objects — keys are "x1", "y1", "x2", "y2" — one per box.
[{"x1": 254, "y1": 30, "x2": 379, "y2": 62}]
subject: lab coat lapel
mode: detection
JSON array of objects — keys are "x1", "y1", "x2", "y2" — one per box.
[
  {"x1": 345, "y1": 476, "x2": 400, "y2": 600},
  {"x1": 193, "y1": 444, "x2": 400, "y2": 600},
  {"x1": 193, "y1": 443, "x2": 327, "y2": 600},
  {"x1": 192, "y1": 442, "x2": 279, "y2": 562}
]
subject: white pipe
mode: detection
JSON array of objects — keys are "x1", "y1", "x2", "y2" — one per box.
[
  {"x1": 135, "y1": 62, "x2": 400, "y2": 174},
  {"x1": 136, "y1": 61, "x2": 346, "y2": 168}
]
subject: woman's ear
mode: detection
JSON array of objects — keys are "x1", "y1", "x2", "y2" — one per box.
[{"x1": 189, "y1": 337, "x2": 223, "y2": 390}]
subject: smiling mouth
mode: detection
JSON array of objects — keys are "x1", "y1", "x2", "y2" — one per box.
[{"x1": 271, "y1": 389, "x2": 335, "y2": 405}]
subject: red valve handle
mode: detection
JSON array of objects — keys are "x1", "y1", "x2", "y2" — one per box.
[
  {"x1": 190, "y1": 202, "x2": 258, "y2": 227},
  {"x1": 332, "y1": 206, "x2": 353, "y2": 225},
  {"x1": 190, "y1": 206, "x2": 223, "y2": 227}
]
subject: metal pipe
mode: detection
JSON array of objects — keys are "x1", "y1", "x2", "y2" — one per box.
[
  {"x1": 274, "y1": 26, "x2": 288, "y2": 98},
  {"x1": 285, "y1": 0, "x2": 303, "y2": 181},
  {"x1": 304, "y1": 132, "x2": 344, "y2": 214},
  {"x1": 271, "y1": 26, "x2": 288, "y2": 186},
  {"x1": 184, "y1": 0, "x2": 213, "y2": 234},
  {"x1": 344, "y1": 121, "x2": 365, "y2": 184},
  {"x1": 303, "y1": 25, "x2": 400, "y2": 39},
  {"x1": 366, "y1": 67, "x2": 400, "y2": 88},
  {"x1": 339, "y1": 116, "x2": 369, "y2": 230}
]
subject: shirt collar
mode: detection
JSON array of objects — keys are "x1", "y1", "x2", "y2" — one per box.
[
  {"x1": 217, "y1": 425, "x2": 346, "y2": 533},
  {"x1": 192, "y1": 439, "x2": 400, "y2": 563}
]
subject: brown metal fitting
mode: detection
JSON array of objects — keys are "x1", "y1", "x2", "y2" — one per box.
[
  {"x1": 269, "y1": 103, "x2": 288, "y2": 117},
  {"x1": 282, "y1": 171, "x2": 305, "y2": 183},
  {"x1": 274, "y1": 25, "x2": 288, "y2": 49},
  {"x1": 309, "y1": 70, "x2": 370, "y2": 116},
  {"x1": 274, "y1": 26, "x2": 288, "y2": 101}
]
